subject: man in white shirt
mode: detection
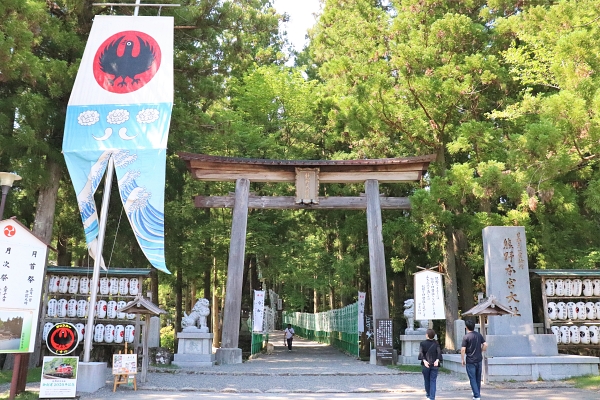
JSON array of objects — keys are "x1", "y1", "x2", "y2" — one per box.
[{"x1": 284, "y1": 324, "x2": 295, "y2": 351}]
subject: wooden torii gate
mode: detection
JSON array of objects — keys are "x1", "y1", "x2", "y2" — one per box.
[{"x1": 179, "y1": 152, "x2": 435, "y2": 364}]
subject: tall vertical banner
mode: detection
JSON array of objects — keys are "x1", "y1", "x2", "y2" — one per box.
[
  {"x1": 62, "y1": 16, "x2": 174, "y2": 274},
  {"x1": 414, "y1": 270, "x2": 445, "y2": 320},
  {"x1": 357, "y1": 291, "x2": 366, "y2": 333},
  {"x1": 252, "y1": 290, "x2": 265, "y2": 332}
]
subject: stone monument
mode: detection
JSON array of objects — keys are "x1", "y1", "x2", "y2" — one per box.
[
  {"x1": 443, "y1": 226, "x2": 599, "y2": 381},
  {"x1": 173, "y1": 298, "x2": 216, "y2": 367}
]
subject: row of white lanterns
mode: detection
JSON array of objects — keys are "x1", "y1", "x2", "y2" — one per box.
[
  {"x1": 47, "y1": 299, "x2": 135, "y2": 320},
  {"x1": 43, "y1": 322, "x2": 135, "y2": 344},
  {"x1": 48, "y1": 276, "x2": 140, "y2": 296},
  {"x1": 552, "y1": 325, "x2": 600, "y2": 345},
  {"x1": 545, "y1": 278, "x2": 600, "y2": 297}
]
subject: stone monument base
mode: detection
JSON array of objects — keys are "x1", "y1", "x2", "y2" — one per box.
[
  {"x1": 398, "y1": 334, "x2": 423, "y2": 365},
  {"x1": 443, "y1": 354, "x2": 599, "y2": 381},
  {"x1": 76, "y1": 362, "x2": 107, "y2": 392},
  {"x1": 215, "y1": 347, "x2": 242, "y2": 365},
  {"x1": 486, "y1": 334, "x2": 558, "y2": 357},
  {"x1": 172, "y1": 331, "x2": 215, "y2": 368}
]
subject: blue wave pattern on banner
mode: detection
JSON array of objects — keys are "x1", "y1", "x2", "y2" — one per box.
[{"x1": 63, "y1": 103, "x2": 171, "y2": 273}]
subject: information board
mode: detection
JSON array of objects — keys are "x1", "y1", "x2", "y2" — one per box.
[
  {"x1": 375, "y1": 318, "x2": 393, "y2": 364},
  {"x1": 39, "y1": 356, "x2": 78, "y2": 398},
  {"x1": 112, "y1": 353, "x2": 138, "y2": 375},
  {"x1": 414, "y1": 269, "x2": 445, "y2": 320},
  {"x1": 0, "y1": 219, "x2": 48, "y2": 353}
]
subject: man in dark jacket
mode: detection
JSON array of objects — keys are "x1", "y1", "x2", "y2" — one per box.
[
  {"x1": 461, "y1": 319, "x2": 487, "y2": 400},
  {"x1": 418, "y1": 328, "x2": 442, "y2": 400}
]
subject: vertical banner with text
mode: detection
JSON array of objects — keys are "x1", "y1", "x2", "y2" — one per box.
[
  {"x1": 252, "y1": 290, "x2": 265, "y2": 332},
  {"x1": 357, "y1": 291, "x2": 366, "y2": 333}
]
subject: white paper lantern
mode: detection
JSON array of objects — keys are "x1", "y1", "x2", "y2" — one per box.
[
  {"x1": 566, "y1": 302, "x2": 577, "y2": 319},
  {"x1": 580, "y1": 326, "x2": 590, "y2": 344},
  {"x1": 117, "y1": 301, "x2": 127, "y2": 319},
  {"x1": 99, "y1": 277, "x2": 110, "y2": 295},
  {"x1": 593, "y1": 279, "x2": 600, "y2": 296},
  {"x1": 48, "y1": 275, "x2": 60, "y2": 293},
  {"x1": 57, "y1": 299, "x2": 68, "y2": 318},
  {"x1": 590, "y1": 326, "x2": 599, "y2": 344},
  {"x1": 68, "y1": 276, "x2": 79, "y2": 294},
  {"x1": 107, "y1": 300, "x2": 118, "y2": 319},
  {"x1": 77, "y1": 300, "x2": 88, "y2": 318},
  {"x1": 104, "y1": 324, "x2": 115, "y2": 343},
  {"x1": 75, "y1": 323, "x2": 85, "y2": 342},
  {"x1": 58, "y1": 276, "x2": 70, "y2": 294},
  {"x1": 109, "y1": 277, "x2": 119, "y2": 295},
  {"x1": 564, "y1": 279, "x2": 573, "y2": 296},
  {"x1": 129, "y1": 278, "x2": 139, "y2": 296},
  {"x1": 114, "y1": 325, "x2": 125, "y2": 344},
  {"x1": 43, "y1": 323, "x2": 54, "y2": 342},
  {"x1": 576, "y1": 301, "x2": 587, "y2": 320},
  {"x1": 586, "y1": 302, "x2": 596, "y2": 320},
  {"x1": 560, "y1": 325, "x2": 570, "y2": 344},
  {"x1": 572, "y1": 279, "x2": 582, "y2": 296},
  {"x1": 557, "y1": 302, "x2": 567, "y2": 320},
  {"x1": 547, "y1": 302, "x2": 557, "y2": 320},
  {"x1": 94, "y1": 324, "x2": 105, "y2": 342},
  {"x1": 67, "y1": 299, "x2": 78, "y2": 317},
  {"x1": 555, "y1": 279, "x2": 565, "y2": 296},
  {"x1": 570, "y1": 325, "x2": 581, "y2": 344},
  {"x1": 127, "y1": 310, "x2": 135, "y2": 320},
  {"x1": 551, "y1": 326, "x2": 560, "y2": 343},
  {"x1": 47, "y1": 299, "x2": 58, "y2": 318},
  {"x1": 125, "y1": 325, "x2": 135, "y2": 343},
  {"x1": 119, "y1": 278, "x2": 129, "y2": 295},
  {"x1": 582, "y1": 279, "x2": 593, "y2": 296},
  {"x1": 545, "y1": 279, "x2": 555, "y2": 296},
  {"x1": 97, "y1": 300, "x2": 107, "y2": 319},
  {"x1": 595, "y1": 302, "x2": 600, "y2": 320},
  {"x1": 79, "y1": 277, "x2": 90, "y2": 294}
]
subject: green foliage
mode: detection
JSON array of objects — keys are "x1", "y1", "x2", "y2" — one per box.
[{"x1": 160, "y1": 325, "x2": 176, "y2": 352}]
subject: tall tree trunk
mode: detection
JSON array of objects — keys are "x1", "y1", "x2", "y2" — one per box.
[
  {"x1": 175, "y1": 265, "x2": 183, "y2": 352},
  {"x1": 203, "y1": 264, "x2": 211, "y2": 301},
  {"x1": 211, "y1": 257, "x2": 221, "y2": 347},
  {"x1": 28, "y1": 159, "x2": 61, "y2": 368},
  {"x1": 313, "y1": 287, "x2": 318, "y2": 313},
  {"x1": 443, "y1": 227, "x2": 459, "y2": 350},
  {"x1": 454, "y1": 230, "x2": 474, "y2": 313},
  {"x1": 150, "y1": 269, "x2": 159, "y2": 305}
]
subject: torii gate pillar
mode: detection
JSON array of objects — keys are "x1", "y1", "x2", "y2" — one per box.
[
  {"x1": 215, "y1": 178, "x2": 249, "y2": 365},
  {"x1": 365, "y1": 179, "x2": 390, "y2": 323}
]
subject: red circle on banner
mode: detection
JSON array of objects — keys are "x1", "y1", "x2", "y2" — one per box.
[
  {"x1": 93, "y1": 31, "x2": 161, "y2": 94},
  {"x1": 3, "y1": 225, "x2": 16, "y2": 237}
]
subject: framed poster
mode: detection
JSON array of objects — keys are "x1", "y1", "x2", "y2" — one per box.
[{"x1": 39, "y1": 356, "x2": 78, "y2": 398}]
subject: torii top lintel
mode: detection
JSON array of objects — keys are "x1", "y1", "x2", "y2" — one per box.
[{"x1": 178, "y1": 152, "x2": 436, "y2": 184}]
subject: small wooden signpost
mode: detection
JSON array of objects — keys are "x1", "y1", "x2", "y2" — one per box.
[{"x1": 113, "y1": 342, "x2": 137, "y2": 392}]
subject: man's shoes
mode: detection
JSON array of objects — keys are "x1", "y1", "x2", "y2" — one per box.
[{"x1": 473, "y1": 398, "x2": 481, "y2": 400}]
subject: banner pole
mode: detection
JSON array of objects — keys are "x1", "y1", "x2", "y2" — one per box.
[{"x1": 83, "y1": 156, "x2": 114, "y2": 362}]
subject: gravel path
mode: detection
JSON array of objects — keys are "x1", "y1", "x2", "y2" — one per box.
[{"x1": 0, "y1": 331, "x2": 591, "y2": 398}]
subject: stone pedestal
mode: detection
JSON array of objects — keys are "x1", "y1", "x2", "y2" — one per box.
[
  {"x1": 443, "y1": 354, "x2": 599, "y2": 381},
  {"x1": 76, "y1": 362, "x2": 107, "y2": 393},
  {"x1": 215, "y1": 347, "x2": 242, "y2": 365},
  {"x1": 172, "y1": 331, "x2": 216, "y2": 368},
  {"x1": 399, "y1": 335, "x2": 423, "y2": 365}
]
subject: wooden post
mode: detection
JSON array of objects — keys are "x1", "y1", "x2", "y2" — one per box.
[
  {"x1": 365, "y1": 179, "x2": 389, "y2": 322},
  {"x1": 480, "y1": 314, "x2": 488, "y2": 385},
  {"x1": 141, "y1": 315, "x2": 149, "y2": 383},
  {"x1": 221, "y1": 178, "x2": 250, "y2": 348}
]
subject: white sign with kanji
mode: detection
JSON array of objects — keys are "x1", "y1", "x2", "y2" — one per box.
[
  {"x1": 414, "y1": 270, "x2": 445, "y2": 320},
  {"x1": 252, "y1": 290, "x2": 265, "y2": 332},
  {"x1": 0, "y1": 219, "x2": 49, "y2": 353}
]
